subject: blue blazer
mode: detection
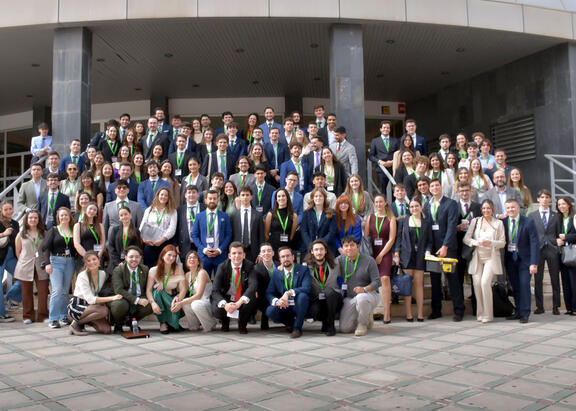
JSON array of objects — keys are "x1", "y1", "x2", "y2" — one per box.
[
  {"x1": 137, "y1": 178, "x2": 170, "y2": 212},
  {"x1": 228, "y1": 138, "x2": 247, "y2": 160},
  {"x1": 176, "y1": 203, "x2": 206, "y2": 262},
  {"x1": 504, "y1": 215, "x2": 540, "y2": 266},
  {"x1": 279, "y1": 159, "x2": 312, "y2": 194},
  {"x1": 300, "y1": 210, "x2": 337, "y2": 252},
  {"x1": 214, "y1": 127, "x2": 240, "y2": 140},
  {"x1": 266, "y1": 263, "x2": 311, "y2": 303},
  {"x1": 249, "y1": 182, "x2": 275, "y2": 216},
  {"x1": 259, "y1": 121, "x2": 284, "y2": 144},
  {"x1": 424, "y1": 196, "x2": 459, "y2": 256},
  {"x1": 201, "y1": 150, "x2": 237, "y2": 180},
  {"x1": 59, "y1": 155, "x2": 86, "y2": 174},
  {"x1": 191, "y1": 209, "x2": 232, "y2": 260},
  {"x1": 263, "y1": 142, "x2": 289, "y2": 171},
  {"x1": 107, "y1": 180, "x2": 138, "y2": 203},
  {"x1": 38, "y1": 192, "x2": 71, "y2": 230},
  {"x1": 403, "y1": 134, "x2": 427, "y2": 155},
  {"x1": 271, "y1": 190, "x2": 303, "y2": 223},
  {"x1": 336, "y1": 216, "x2": 363, "y2": 250}
]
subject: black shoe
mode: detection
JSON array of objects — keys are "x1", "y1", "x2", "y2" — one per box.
[
  {"x1": 290, "y1": 329, "x2": 302, "y2": 338},
  {"x1": 570, "y1": 312, "x2": 576, "y2": 316},
  {"x1": 564, "y1": 311, "x2": 573, "y2": 315},
  {"x1": 406, "y1": 317, "x2": 414, "y2": 322},
  {"x1": 519, "y1": 317, "x2": 529, "y2": 324},
  {"x1": 453, "y1": 314, "x2": 463, "y2": 322},
  {"x1": 534, "y1": 308, "x2": 545, "y2": 314},
  {"x1": 325, "y1": 326, "x2": 336, "y2": 336},
  {"x1": 113, "y1": 325, "x2": 123, "y2": 334},
  {"x1": 383, "y1": 319, "x2": 391, "y2": 324},
  {"x1": 392, "y1": 294, "x2": 399, "y2": 305},
  {"x1": 506, "y1": 314, "x2": 521, "y2": 320},
  {"x1": 553, "y1": 307, "x2": 560, "y2": 315},
  {"x1": 260, "y1": 318, "x2": 269, "y2": 330},
  {"x1": 248, "y1": 315, "x2": 257, "y2": 325},
  {"x1": 239, "y1": 327, "x2": 248, "y2": 335},
  {"x1": 428, "y1": 312, "x2": 442, "y2": 320},
  {"x1": 417, "y1": 318, "x2": 424, "y2": 322}
]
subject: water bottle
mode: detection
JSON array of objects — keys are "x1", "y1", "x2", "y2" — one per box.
[{"x1": 131, "y1": 318, "x2": 138, "y2": 335}]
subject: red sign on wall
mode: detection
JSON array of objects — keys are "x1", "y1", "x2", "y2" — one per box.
[{"x1": 398, "y1": 103, "x2": 406, "y2": 114}]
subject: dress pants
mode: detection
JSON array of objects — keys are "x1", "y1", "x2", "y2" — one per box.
[
  {"x1": 430, "y1": 271, "x2": 465, "y2": 316},
  {"x1": 307, "y1": 288, "x2": 341, "y2": 328},
  {"x1": 266, "y1": 293, "x2": 310, "y2": 331},
  {"x1": 201, "y1": 253, "x2": 227, "y2": 278},
  {"x1": 339, "y1": 292, "x2": 379, "y2": 333},
  {"x1": 472, "y1": 257, "x2": 495, "y2": 321},
  {"x1": 180, "y1": 299, "x2": 217, "y2": 331},
  {"x1": 559, "y1": 262, "x2": 576, "y2": 312},
  {"x1": 534, "y1": 246, "x2": 561, "y2": 310},
  {"x1": 506, "y1": 260, "x2": 531, "y2": 318},
  {"x1": 213, "y1": 298, "x2": 257, "y2": 329},
  {"x1": 108, "y1": 298, "x2": 153, "y2": 326},
  {"x1": 21, "y1": 270, "x2": 49, "y2": 322}
]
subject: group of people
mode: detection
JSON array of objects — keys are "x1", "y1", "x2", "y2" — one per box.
[{"x1": 0, "y1": 107, "x2": 571, "y2": 338}]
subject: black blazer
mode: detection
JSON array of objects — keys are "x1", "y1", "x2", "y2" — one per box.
[
  {"x1": 300, "y1": 209, "x2": 337, "y2": 254},
  {"x1": 394, "y1": 216, "x2": 433, "y2": 268},
  {"x1": 139, "y1": 132, "x2": 170, "y2": 159},
  {"x1": 424, "y1": 196, "x2": 459, "y2": 256},
  {"x1": 249, "y1": 182, "x2": 275, "y2": 216},
  {"x1": 504, "y1": 215, "x2": 540, "y2": 266},
  {"x1": 38, "y1": 192, "x2": 71, "y2": 230},
  {"x1": 528, "y1": 209, "x2": 561, "y2": 250},
  {"x1": 369, "y1": 136, "x2": 401, "y2": 169},
  {"x1": 229, "y1": 207, "x2": 264, "y2": 262},
  {"x1": 402, "y1": 172, "x2": 419, "y2": 200},
  {"x1": 314, "y1": 162, "x2": 347, "y2": 196},
  {"x1": 456, "y1": 201, "x2": 482, "y2": 248},
  {"x1": 97, "y1": 138, "x2": 122, "y2": 163},
  {"x1": 168, "y1": 151, "x2": 194, "y2": 183},
  {"x1": 201, "y1": 150, "x2": 237, "y2": 180},
  {"x1": 176, "y1": 203, "x2": 206, "y2": 262},
  {"x1": 198, "y1": 143, "x2": 217, "y2": 166},
  {"x1": 316, "y1": 127, "x2": 330, "y2": 147},
  {"x1": 211, "y1": 260, "x2": 257, "y2": 305},
  {"x1": 107, "y1": 225, "x2": 141, "y2": 274}
]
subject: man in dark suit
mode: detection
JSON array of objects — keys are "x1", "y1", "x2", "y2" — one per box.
[
  {"x1": 424, "y1": 178, "x2": 464, "y2": 321},
  {"x1": 486, "y1": 149, "x2": 516, "y2": 183},
  {"x1": 109, "y1": 246, "x2": 153, "y2": 333},
  {"x1": 176, "y1": 185, "x2": 206, "y2": 263},
  {"x1": 438, "y1": 134, "x2": 457, "y2": 165},
  {"x1": 214, "y1": 111, "x2": 241, "y2": 139},
  {"x1": 253, "y1": 243, "x2": 277, "y2": 330},
  {"x1": 259, "y1": 106, "x2": 284, "y2": 144},
  {"x1": 107, "y1": 163, "x2": 138, "y2": 202},
  {"x1": 201, "y1": 134, "x2": 236, "y2": 181},
  {"x1": 140, "y1": 116, "x2": 170, "y2": 159},
  {"x1": 504, "y1": 198, "x2": 539, "y2": 323},
  {"x1": 191, "y1": 190, "x2": 232, "y2": 277},
  {"x1": 230, "y1": 187, "x2": 264, "y2": 263},
  {"x1": 528, "y1": 189, "x2": 561, "y2": 315},
  {"x1": 404, "y1": 119, "x2": 427, "y2": 155},
  {"x1": 153, "y1": 107, "x2": 172, "y2": 136},
  {"x1": 369, "y1": 120, "x2": 401, "y2": 194},
  {"x1": 280, "y1": 142, "x2": 312, "y2": 195},
  {"x1": 391, "y1": 184, "x2": 410, "y2": 218},
  {"x1": 59, "y1": 139, "x2": 85, "y2": 174},
  {"x1": 168, "y1": 134, "x2": 194, "y2": 183},
  {"x1": 89, "y1": 119, "x2": 119, "y2": 148},
  {"x1": 103, "y1": 179, "x2": 143, "y2": 241},
  {"x1": 318, "y1": 113, "x2": 337, "y2": 146},
  {"x1": 302, "y1": 136, "x2": 324, "y2": 173},
  {"x1": 250, "y1": 165, "x2": 275, "y2": 215},
  {"x1": 38, "y1": 173, "x2": 70, "y2": 230},
  {"x1": 264, "y1": 127, "x2": 289, "y2": 187},
  {"x1": 211, "y1": 242, "x2": 258, "y2": 334},
  {"x1": 266, "y1": 246, "x2": 311, "y2": 338},
  {"x1": 226, "y1": 122, "x2": 247, "y2": 159},
  {"x1": 137, "y1": 161, "x2": 169, "y2": 212}
]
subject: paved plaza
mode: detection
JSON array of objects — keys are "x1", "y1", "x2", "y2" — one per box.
[{"x1": 0, "y1": 315, "x2": 575, "y2": 410}]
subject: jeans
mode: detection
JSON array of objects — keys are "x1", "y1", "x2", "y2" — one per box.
[
  {"x1": 0, "y1": 247, "x2": 19, "y2": 316},
  {"x1": 48, "y1": 256, "x2": 75, "y2": 321}
]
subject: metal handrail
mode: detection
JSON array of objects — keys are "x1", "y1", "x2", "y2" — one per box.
[
  {"x1": 366, "y1": 149, "x2": 396, "y2": 199},
  {"x1": 544, "y1": 154, "x2": 576, "y2": 203},
  {"x1": 0, "y1": 155, "x2": 47, "y2": 219}
]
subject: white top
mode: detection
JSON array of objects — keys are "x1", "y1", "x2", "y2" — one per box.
[
  {"x1": 140, "y1": 207, "x2": 177, "y2": 240},
  {"x1": 73, "y1": 270, "x2": 107, "y2": 305}
]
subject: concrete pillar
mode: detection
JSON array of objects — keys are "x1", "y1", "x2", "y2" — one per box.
[
  {"x1": 52, "y1": 27, "x2": 92, "y2": 154},
  {"x1": 329, "y1": 24, "x2": 366, "y2": 181}
]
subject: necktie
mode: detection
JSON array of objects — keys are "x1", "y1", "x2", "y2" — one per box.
[
  {"x1": 209, "y1": 212, "x2": 215, "y2": 236},
  {"x1": 319, "y1": 265, "x2": 325, "y2": 283},
  {"x1": 130, "y1": 270, "x2": 138, "y2": 296},
  {"x1": 511, "y1": 218, "x2": 518, "y2": 261},
  {"x1": 400, "y1": 203, "x2": 405, "y2": 216},
  {"x1": 234, "y1": 267, "x2": 242, "y2": 302},
  {"x1": 242, "y1": 209, "x2": 249, "y2": 246},
  {"x1": 189, "y1": 207, "x2": 195, "y2": 241},
  {"x1": 220, "y1": 155, "x2": 225, "y2": 174},
  {"x1": 315, "y1": 152, "x2": 320, "y2": 168},
  {"x1": 268, "y1": 122, "x2": 272, "y2": 130},
  {"x1": 50, "y1": 192, "x2": 56, "y2": 215},
  {"x1": 72, "y1": 156, "x2": 77, "y2": 165},
  {"x1": 464, "y1": 203, "x2": 470, "y2": 220},
  {"x1": 122, "y1": 200, "x2": 127, "y2": 209},
  {"x1": 121, "y1": 129, "x2": 126, "y2": 140},
  {"x1": 148, "y1": 133, "x2": 153, "y2": 148},
  {"x1": 542, "y1": 211, "x2": 548, "y2": 229},
  {"x1": 337, "y1": 143, "x2": 341, "y2": 153}
]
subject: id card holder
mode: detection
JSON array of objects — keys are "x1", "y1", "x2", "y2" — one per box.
[
  {"x1": 111, "y1": 156, "x2": 118, "y2": 163},
  {"x1": 318, "y1": 292, "x2": 326, "y2": 300},
  {"x1": 288, "y1": 297, "x2": 295, "y2": 306},
  {"x1": 461, "y1": 219, "x2": 469, "y2": 227},
  {"x1": 65, "y1": 248, "x2": 71, "y2": 256},
  {"x1": 342, "y1": 284, "x2": 348, "y2": 291},
  {"x1": 35, "y1": 251, "x2": 39, "y2": 258},
  {"x1": 94, "y1": 245, "x2": 103, "y2": 252},
  {"x1": 175, "y1": 169, "x2": 182, "y2": 177},
  {"x1": 256, "y1": 206, "x2": 263, "y2": 213},
  {"x1": 120, "y1": 252, "x2": 125, "y2": 260},
  {"x1": 206, "y1": 236, "x2": 214, "y2": 245},
  {"x1": 327, "y1": 184, "x2": 334, "y2": 192},
  {"x1": 280, "y1": 234, "x2": 289, "y2": 243},
  {"x1": 432, "y1": 224, "x2": 440, "y2": 231},
  {"x1": 508, "y1": 244, "x2": 517, "y2": 252},
  {"x1": 374, "y1": 238, "x2": 383, "y2": 246}
]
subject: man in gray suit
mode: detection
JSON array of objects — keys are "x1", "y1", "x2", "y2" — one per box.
[
  {"x1": 17, "y1": 163, "x2": 47, "y2": 216},
  {"x1": 482, "y1": 169, "x2": 523, "y2": 219},
  {"x1": 102, "y1": 179, "x2": 143, "y2": 243},
  {"x1": 329, "y1": 127, "x2": 358, "y2": 177}
]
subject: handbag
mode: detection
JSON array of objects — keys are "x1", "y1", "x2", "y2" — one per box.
[
  {"x1": 492, "y1": 281, "x2": 515, "y2": 317},
  {"x1": 391, "y1": 268, "x2": 413, "y2": 296},
  {"x1": 461, "y1": 218, "x2": 478, "y2": 261},
  {"x1": 561, "y1": 244, "x2": 576, "y2": 267}
]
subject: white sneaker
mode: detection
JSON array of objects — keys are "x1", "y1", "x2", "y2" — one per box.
[
  {"x1": 355, "y1": 323, "x2": 367, "y2": 337},
  {"x1": 23, "y1": 319, "x2": 32, "y2": 325},
  {"x1": 368, "y1": 312, "x2": 374, "y2": 329}
]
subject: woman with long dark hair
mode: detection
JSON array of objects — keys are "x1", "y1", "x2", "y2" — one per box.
[
  {"x1": 316, "y1": 147, "x2": 347, "y2": 196},
  {"x1": 556, "y1": 197, "x2": 576, "y2": 315},
  {"x1": 107, "y1": 206, "x2": 141, "y2": 272},
  {"x1": 264, "y1": 188, "x2": 298, "y2": 254},
  {"x1": 139, "y1": 187, "x2": 177, "y2": 267},
  {"x1": 73, "y1": 202, "x2": 106, "y2": 270}
]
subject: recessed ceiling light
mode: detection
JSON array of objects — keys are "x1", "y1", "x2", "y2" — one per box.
[
  {"x1": 134, "y1": 88, "x2": 142, "y2": 91},
  {"x1": 31, "y1": 63, "x2": 40, "y2": 68},
  {"x1": 314, "y1": 77, "x2": 321, "y2": 81},
  {"x1": 252, "y1": 80, "x2": 259, "y2": 85},
  {"x1": 164, "y1": 53, "x2": 173, "y2": 58},
  {"x1": 310, "y1": 43, "x2": 319, "y2": 49},
  {"x1": 385, "y1": 39, "x2": 395, "y2": 44},
  {"x1": 235, "y1": 48, "x2": 245, "y2": 53},
  {"x1": 441, "y1": 71, "x2": 450, "y2": 75},
  {"x1": 96, "y1": 58, "x2": 105, "y2": 62},
  {"x1": 192, "y1": 84, "x2": 199, "y2": 88},
  {"x1": 456, "y1": 48, "x2": 465, "y2": 53},
  {"x1": 376, "y1": 74, "x2": 384, "y2": 78},
  {"x1": 25, "y1": 94, "x2": 33, "y2": 98}
]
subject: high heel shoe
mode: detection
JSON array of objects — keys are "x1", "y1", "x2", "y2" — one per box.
[
  {"x1": 383, "y1": 319, "x2": 391, "y2": 324},
  {"x1": 417, "y1": 318, "x2": 424, "y2": 322},
  {"x1": 406, "y1": 317, "x2": 414, "y2": 322}
]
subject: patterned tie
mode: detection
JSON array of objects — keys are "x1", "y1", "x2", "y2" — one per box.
[
  {"x1": 220, "y1": 155, "x2": 225, "y2": 174},
  {"x1": 542, "y1": 211, "x2": 548, "y2": 229},
  {"x1": 234, "y1": 267, "x2": 242, "y2": 302},
  {"x1": 400, "y1": 203, "x2": 405, "y2": 216},
  {"x1": 465, "y1": 203, "x2": 470, "y2": 221},
  {"x1": 315, "y1": 152, "x2": 320, "y2": 168},
  {"x1": 511, "y1": 218, "x2": 518, "y2": 261}
]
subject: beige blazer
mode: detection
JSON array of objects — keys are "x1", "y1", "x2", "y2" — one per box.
[
  {"x1": 463, "y1": 217, "x2": 506, "y2": 276},
  {"x1": 13, "y1": 233, "x2": 48, "y2": 281}
]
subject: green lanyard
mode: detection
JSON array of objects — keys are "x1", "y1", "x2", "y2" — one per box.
[
  {"x1": 564, "y1": 217, "x2": 570, "y2": 234},
  {"x1": 284, "y1": 271, "x2": 293, "y2": 291},
  {"x1": 276, "y1": 210, "x2": 289, "y2": 234},
  {"x1": 381, "y1": 136, "x2": 390, "y2": 152},
  {"x1": 89, "y1": 271, "x2": 100, "y2": 294},
  {"x1": 353, "y1": 193, "x2": 359, "y2": 212},
  {"x1": 106, "y1": 139, "x2": 118, "y2": 155},
  {"x1": 344, "y1": 256, "x2": 359, "y2": 282},
  {"x1": 207, "y1": 211, "x2": 217, "y2": 235},
  {"x1": 163, "y1": 267, "x2": 172, "y2": 289},
  {"x1": 33, "y1": 234, "x2": 40, "y2": 250},
  {"x1": 247, "y1": 129, "x2": 253, "y2": 145},
  {"x1": 474, "y1": 175, "x2": 482, "y2": 190},
  {"x1": 432, "y1": 201, "x2": 439, "y2": 222},
  {"x1": 375, "y1": 215, "x2": 386, "y2": 237},
  {"x1": 257, "y1": 185, "x2": 263, "y2": 205},
  {"x1": 295, "y1": 162, "x2": 302, "y2": 179},
  {"x1": 325, "y1": 165, "x2": 334, "y2": 183},
  {"x1": 315, "y1": 209, "x2": 323, "y2": 224},
  {"x1": 432, "y1": 170, "x2": 440, "y2": 179},
  {"x1": 188, "y1": 270, "x2": 198, "y2": 296},
  {"x1": 188, "y1": 206, "x2": 197, "y2": 225},
  {"x1": 88, "y1": 225, "x2": 99, "y2": 244},
  {"x1": 48, "y1": 191, "x2": 58, "y2": 214},
  {"x1": 510, "y1": 218, "x2": 519, "y2": 243},
  {"x1": 410, "y1": 216, "x2": 420, "y2": 241},
  {"x1": 130, "y1": 269, "x2": 138, "y2": 285},
  {"x1": 156, "y1": 209, "x2": 166, "y2": 227},
  {"x1": 314, "y1": 263, "x2": 328, "y2": 288},
  {"x1": 67, "y1": 180, "x2": 75, "y2": 197},
  {"x1": 134, "y1": 171, "x2": 141, "y2": 184},
  {"x1": 122, "y1": 227, "x2": 128, "y2": 250},
  {"x1": 58, "y1": 225, "x2": 71, "y2": 249},
  {"x1": 241, "y1": 173, "x2": 247, "y2": 186},
  {"x1": 176, "y1": 151, "x2": 184, "y2": 169}
]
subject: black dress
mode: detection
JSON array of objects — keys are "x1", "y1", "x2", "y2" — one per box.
[
  {"x1": 268, "y1": 208, "x2": 294, "y2": 254},
  {"x1": 406, "y1": 227, "x2": 426, "y2": 271}
]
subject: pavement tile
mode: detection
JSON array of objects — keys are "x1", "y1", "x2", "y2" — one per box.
[
  {"x1": 66, "y1": 360, "x2": 125, "y2": 376},
  {"x1": 522, "y1": 368, "x2": 576, "y2": 386},
  {"x1": 547, "y1": 358, "x2": 576, "y2": 372},
  {"x1": 419, "y1": 352, "x2": 471, "y2": 366},
  {"x1": 33, "y1": 380, "x2": 99, "y2": 398},
  {"x1": 262, "y1": 353, "x2": 322, "y2": 368},
  {"x1": 211, "y1": 380, "x2": 282, "y2": 401},
  {"x1": 520, "y1": 343, "x2": 574, "y2": 356},
  {"x1": 44, "y1": 353, "x2": 102, "y2": 367},
  {"x1": 0, "y1": 390, "x2": 34, "y2": 408},
  {"x1": 224, "y1": 361, "x2": 285, "y2": 377},
  {"x1": 190, "y1": 353, "x2": 247, "y2": 368},
  {"x1": 57, "y1": 391, "x2": 131, "y2": 410},
  {"x1": 560, "y1": 392, "x2": 576, "y2": 406},
  {"x1": 304, "y1": 380, "x2": 379, "y2": 400},
  {"x1": 349, "y1": 369, "x2": 409, "y2": 386},
  {"x1": 436, "y1": 369, "x2": 502, "y2": 387},
  {"x1": 386, "y1": 360, "x2": 448, "y2": 377},
  {"x1": 144, "y1": 361, "x2": 204, "y2": 377},
  {"x1": 121, "y1": 380, "x2": 187, "y2": 400},
  {"x1": 494, "y1": 379, "x2": 565, "y2": 400},
  {"x1": 92, "y1": 369, "x2": 156, "y2": 387},
  {"x1": 447, "y1": 344, "x2": 502, "y2": 357},
  {"x1": 157, "y1": 392, "x2": 229, "y2": 410},
  {"x1": 398, "y1": 380, "x2": 469, "y2": 400},
  {"x1": 356, "y1": 391, "x2": 431, "y2": 410},
  {"x1": 175, "y1": 370, "x2": 239, "y2": 387},
  {"x1": 120, "y1": 353, "x2": 175, "y2": 367},
  {"x1": 255, "y1": 392, "x2": 330, "y2": 410},
  {"x1": 10, "y1": 370, "x2": 71, "y2": 386},
  {"x1": 304, "y1": 361, "x2": 366, "y2": 377},
  {"x1": 457, "y1": 391, "x2": 533, "y2": 410},
  {"x1": 468, "y1": 359, "x2": 530, "y2": 375},
  {"x1": 0, "y1": 359, "x2": 49, "y2": 375},
  {"x1": 263, "y1": 369, "x2": 327, "y2": 388},
  {"x1": 496, "y1": 352, "x2": 550, "y2": 366}
]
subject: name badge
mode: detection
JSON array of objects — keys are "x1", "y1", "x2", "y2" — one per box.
[
  {"x1": 35, "y1": 251, "x2": 39, "y2": 258},
  {"x1": 94, "y1": 245, "x2": 103, "y2": 252},
  {"x1": 318, "y1": 292, "x2": 326, "y2": 300},
  {"x1": 280, "y1": 234, "x2": 289, "y2": 242},
  {"x1": 175, "y1": 169, "x2": 182, "y2": 176},
  {"x1": 288, "y1": 297, "x2": 295, "y2": 306},
  {"x1": 327, "y1": 184, "x2": 334, "y2": 192},
  {"x1": 374, "y1": 238, "x2": 383, "y2": 246},
  {"x1": 341, "y1": 284, "x2": 348, "y2": 291},
  {"x1": 256, "y1": 206, "x2": 263, "y2": 213},
  {"x1": 120, "y1": 252, "x2": 125, "y2": 260},
  {"x1": 65, "y1": 248, "x2": 71, "y2": 256},
  {"x1": 46, "y1": 214, "x2": 54, "y2": 223},
  {"x1": 461, "y1": 219, "x2": 469, "y2": 227},
  {"x1": 508, "y1": 244, "x2": 517, "y2": 252},
  {"x1": 432, "y1": 224, "x2": 440, "y2": 231},
  {"x1": 111, "y1": 156, "x2": 118, "y2": 163},
  {"x1": 206, "y1": 236, "x2": 214, "y2": 244}
]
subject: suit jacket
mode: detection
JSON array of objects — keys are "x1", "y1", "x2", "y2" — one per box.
[
  {"x1": 137, "y1": 178, "x2": 170, "y2": 212},
  {"x1": 483, "y1": 187, "x2": 523, "y2": 216},
  {"x1": 486, "y1": 165, "x2": 516, "y2": 183},
  {"x1": 266, "y1": 263, "x2": 311, "y2": 304},
  {"x1": 17, "y1": 179, "x2": 47, "y2": 215},
  {"x1": 42, "y1": 168, "x2": 66, "y2": 181},
  {"x1": 504, "y1": 215, "x2": 540, "y2": 266},
  {"x1": 201, "y1": 150, "x2": 236, "y2": 180},
  {"x1": 314, "y1": 162, "x2": 347, "y2": 196},
  {"x1": 329, "y1": 140, "x2": 358, "y2": 176},
  {"x1": 176, "y1": 202, "x2": 207, "y2": 261},
  {"x1": 198, "y1": 143, "x2": 217, "y2": 166},
  {"x1": 263, "y1": 142, "x2": 289, "y2": 171},
  {"x1": 180, "y1": 174, "x2": 209, "y2": 205},
  {"x1": 229, "y1": 173, "x2": 256, "y2": 192},
  {"x1": 249, "y1": 182, "x2": 275, "y2": 216},
  {"x1": 463, "y1": 216, "x2": 506, "y2": 275},
  {"x1": 279, "y1": 159, "x2": 312, "y2": 194},
  {"x1": 139, "y1": 132, "x2": 170, "y2": 159},
  {"x1": 391, "y1": 200, "x2": 411, "y2": 218},
  {"x1": 528, "y1": 209, "x2": 561, "y2": 250},
  {"x1": 300, "y1": 209, "x2": 337, "y2": 253},
  {"x1": 369, "y1": 136, "x2": 401, "y2": 173},
  {"x1": 107, "y1": 224, "x2": 142, "y2": 273},
  {"x1": 212, "y1": 260, "x2": 257, "y2": 304},
  {"x1": 112, "y1": 263, "x2": 150, "y2": 305},
  {"x1": 102, "y1": 199, "x2": 143, "y2": 242},
  {"x1": 106, "y1": 180, "x2": 138, "y2": 203},
  {"x1": 214, "y1": 127, "x2": 240, "y2": 140},
  {"x1": 424, "y1": 196, "x2": 459, "y2": 255},
  {"x1": 168, "y1": 150, "x2": 194, "y2": 183},
  {"x1": 395, "y1": 216, "x2": 433, "y2": 268},
  {"x1": 308, "y1": 261, "x2": 341, "y2": 298},
  {"x1": 38, "y1": 191, "x2": 70, "y2": 229},
  {"x1": 191, "y1": 209, "x2": 232, "y2": 259},
  {"x1": 403, "y1": 133, "x2": 427, "y2": 155},
  {"x1": 230, "y1": 207, "x2": 264, "y2": 262},
  {"x1": 168, "y1": 136, "x2": 198, "y2": 156},
  {"x1": 227, "y1": 138, "x2": 247, "y2": 160},
  {"x1": 59, "y1": 154, "x2": 86, "y2": 174},
  {"x1": 316, "y1": 126, "x2": 331, "y2": 147},
  {"x1": 259, "y1": 121, "x2": 284, "y2": 144},
  {"x1": 303, "y1": 150, "x2": 323, "y2": 173}
]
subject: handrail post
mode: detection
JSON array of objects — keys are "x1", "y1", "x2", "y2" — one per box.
[{"x1": 550, "y1": 158, "x2": 556, "y2": 204}]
